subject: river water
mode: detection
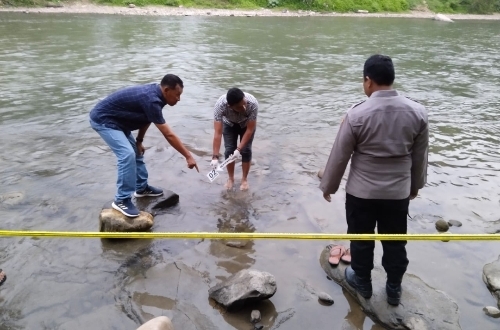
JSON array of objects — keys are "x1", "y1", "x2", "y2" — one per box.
[{"x1": 1, "y1": 12, "x2": 500, "y2": 330}]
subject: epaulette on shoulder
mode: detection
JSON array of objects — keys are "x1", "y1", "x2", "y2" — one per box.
[{"x1": 348, "y1": 100, "x2": 365, "y2": 111}]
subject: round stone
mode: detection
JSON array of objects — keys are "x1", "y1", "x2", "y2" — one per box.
[{"x1": 435, "y1": 219, "x2": 449, "y2": 232}]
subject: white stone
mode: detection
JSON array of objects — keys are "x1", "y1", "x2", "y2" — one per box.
[
  {"x1": 483, "y1": 306, "x2": 500, "y2": 318},
  {"x1": 434, "y1": 14, "x2": 453, "y2": 22},
  {"x1": 318, "y1": 291, "x2": 334, "y2": 305},
  {"x1": 136, "y1": 316, "x2": 174, "y2": 330},
  {"x1": 250, "y1": 310, "x2": 261, "y2": 323}
]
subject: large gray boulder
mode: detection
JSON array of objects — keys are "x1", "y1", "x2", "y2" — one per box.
[
  {"x1": 99, "y1": 190, "x2": 179, "y2": 232},
  {"x1": 208, "y1": 269, "x2": 277, "y2": 311},
  {"x1": 483, "y1": 256, "x2": 500, "y2": 308},
  {"x1": 137, "y1": 316, "x2": 174, "y2": 330},
  {"x1": 319, "y1": 247, "x2": 461, "y2": 329},
  {"x1": 101, "y1": 190, "x2": 179, "y2": 216}
]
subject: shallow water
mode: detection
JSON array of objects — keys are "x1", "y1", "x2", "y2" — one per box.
[{"x1": 1, "y1": 12, "x2": 500, "y2": 329}]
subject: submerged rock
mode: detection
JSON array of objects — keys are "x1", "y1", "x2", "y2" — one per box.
[
  {"x1": 483, "y1": 256, "x2": 500, "y2": 308},
  {"x1": 136, "y1": 316, "x2": 174, "y2": 330},
  {"x1": 0, "y1": 192, "x2": 24, "y2": 206},
  {"x1": 225, "y1": 240, "x2": 249, "y2": 248},
  {"x1": 208, "y1": 269, "x2": 277, "y2": 311},
  {"x1": 486, "y1": 221, "x2": 500, "y2": 234},
  {"x1": 448, "y1": 220, "x2": 462, "y2": 227},
  {"x1": 99, "y1": 209, "x2": 153, "y2": 232},
  {"x1": 121, "y1": 262, "x2": 218, "y2": 330},
  {"x1": 319, "y1": 247, "x2": 461, "y2": 329},
  {"x1": 440, "y1": 231, "x2": 452, "y2": 242},
  {"x1": 254, "y1": 323, "x2": 264, "y2": 330}
]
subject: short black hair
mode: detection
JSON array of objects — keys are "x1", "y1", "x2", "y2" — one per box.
[
  {"x1": 160, "y1": 74, "x2": 183, "y2": 89},
  {"x1": 363, "y1": 54, "x2": 395, "y2": 86},
  {"x1": 226, "y1": 87, "x2": 245, "y2": 106}
]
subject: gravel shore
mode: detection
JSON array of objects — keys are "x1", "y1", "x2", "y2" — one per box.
[{"x1": 1, "y1": 2, "x2": 500, "y2": 20}]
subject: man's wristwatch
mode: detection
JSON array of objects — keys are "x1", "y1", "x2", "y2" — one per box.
[
  {"x1": 136, "y1": 138, "x2": 143, "y2": 143},
  {"x1": 212, "y1": 155, "x2": 219, "y2": 160}
]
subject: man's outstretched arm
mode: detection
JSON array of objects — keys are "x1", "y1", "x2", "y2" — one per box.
[{"x1": 155, "y1": 123, "x2": 199, "y2": 172}]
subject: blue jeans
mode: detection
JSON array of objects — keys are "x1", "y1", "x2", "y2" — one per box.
[
  {"x1": 223, "y1": 123, "x2": 256, "y2": 162},
  {"x1": 90, "y1": 120, "x2": 148, "y2": 201}
]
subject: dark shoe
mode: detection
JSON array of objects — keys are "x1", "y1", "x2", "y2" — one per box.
[
  {"x1": 134, "y1": 185, "x2": 163, "y2": 197},
  {"x1": 345, "y1": 266, "x2": 372, "y2": 299},
  {"x1": 386, "y1": 282, "x2": 402, "y2": 306},
  {"x1": 112, "y1": 199, "x2": 140, "y2": 217}
]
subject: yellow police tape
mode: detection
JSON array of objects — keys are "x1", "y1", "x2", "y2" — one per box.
[{"x1": 0, "y1": 230, "x2": 498, "y2": 241}]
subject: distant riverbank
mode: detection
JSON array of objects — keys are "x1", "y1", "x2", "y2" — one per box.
[{"x1": 1, "y1": 2, "x2": 500, "y2": 20}]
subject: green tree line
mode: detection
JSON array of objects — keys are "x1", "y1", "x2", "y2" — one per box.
[{"x1": 2, "y1": 0, "x2": 499, "y2": 14}]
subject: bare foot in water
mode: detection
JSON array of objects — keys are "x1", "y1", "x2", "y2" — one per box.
[
  {"x1": 0, "y1": 269, "x2": 6, "y2": 286},
  {"x1": 225, "y1": 179, "x2": 234, "y2": 190},
  {"x1": 240, "y1": 179, "x2": 249, "y2": 191}
]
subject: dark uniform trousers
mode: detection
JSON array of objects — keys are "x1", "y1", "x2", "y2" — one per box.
[{"x1": 346, "y1": 193, "x2": 410, "y2": 284}]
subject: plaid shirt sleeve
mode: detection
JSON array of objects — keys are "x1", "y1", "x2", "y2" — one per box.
[{"x1": 213, "y1": 95, "x2": 226, "y2": 122}]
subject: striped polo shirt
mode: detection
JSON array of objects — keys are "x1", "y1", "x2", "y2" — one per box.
[{"x1": 213, "y1": 92, "x2": 258, "y2": 128}]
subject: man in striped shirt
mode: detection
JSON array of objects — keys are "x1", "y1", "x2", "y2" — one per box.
[{"x1": 211, "y1": 88, "x2": 258, "y2": 191}]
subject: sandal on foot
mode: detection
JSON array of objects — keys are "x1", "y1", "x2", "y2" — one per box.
[
  {"x1": 341, "y1": 248, "x2": 351, "y2": 264},
  {"x1": 328, "y1": 245, "x2": 346, "y2": 266}
]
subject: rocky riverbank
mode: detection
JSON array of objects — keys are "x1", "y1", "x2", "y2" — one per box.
[{"x1": 1, "y1": 2, "x2": 500, "y2": 20}]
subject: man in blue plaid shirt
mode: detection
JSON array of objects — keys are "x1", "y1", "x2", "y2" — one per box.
[{"x1": 90, "y1": 74, "x2": 198, "y2": 217}]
